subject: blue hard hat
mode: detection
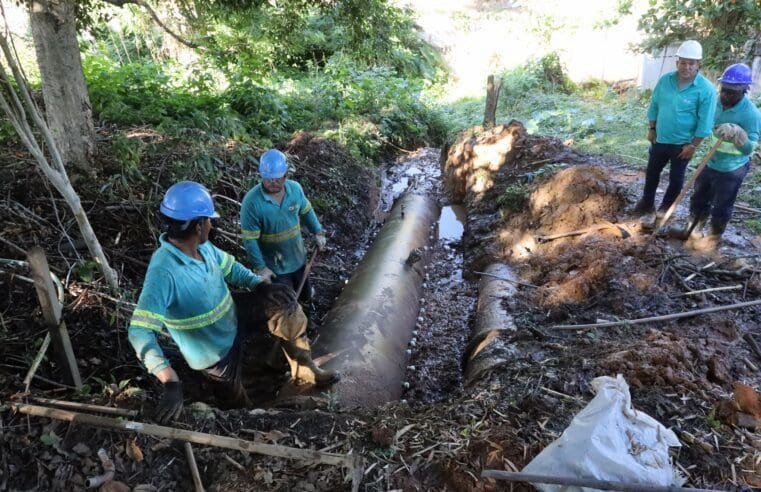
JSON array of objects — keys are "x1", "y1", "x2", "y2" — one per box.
[
  {"x1": 259, "y1": 149, "x2": 288, "y2": 179},
  {"x1": 160, "y1": 181, "x2": 219, "y2": 221},
  {"x1": 719, "y1": 63, "x2": 752, "y2": 85}
]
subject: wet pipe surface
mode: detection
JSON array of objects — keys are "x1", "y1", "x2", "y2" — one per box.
[{"x1": 277, "y1": 192, "x2": 440, "y2": 408}]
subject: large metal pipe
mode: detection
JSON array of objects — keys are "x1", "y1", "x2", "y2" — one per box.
[{"x1": 277, "y1": 193, "x2": 439, "y2": 408}]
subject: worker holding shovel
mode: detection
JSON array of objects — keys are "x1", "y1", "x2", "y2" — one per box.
[
  {"x1": 633, "y1": 40, "x2": 717, "y2": 225},
  {"x1": 667, "y1": 63, "x2": 761, "y2": 251},
  {"x1": 128, "y1": 181, "x2": 337, "y2": 424},
  {"x1": 240, "y1": 149, "x2": 327, "y2": 323}
]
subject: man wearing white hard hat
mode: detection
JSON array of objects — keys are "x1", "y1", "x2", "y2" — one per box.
[{"x1": 633, "y1": 40, "x2": 717, "y2": 225}]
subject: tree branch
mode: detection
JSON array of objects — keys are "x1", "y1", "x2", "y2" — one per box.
[{"x1": 104, "y1": 0, "x2": 201, "y2": 50}]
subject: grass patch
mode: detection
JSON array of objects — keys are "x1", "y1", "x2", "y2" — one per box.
[{"x1": 435, "y1": 56, "x2": 652, "y2": 166}]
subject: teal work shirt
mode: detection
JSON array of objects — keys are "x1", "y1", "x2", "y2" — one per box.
[
  {"x1": 128, "y1": 235, "x2": 262, "y2": 375},
  {"x1": 647, "y1": 71, "x2": 717, "y2": 144},
  {"x1": 240, "y1": 180, "x2": 322, "y2": 275},
  {"x1": 706, "y1": 96, "x2": 761, "y2": 172}
]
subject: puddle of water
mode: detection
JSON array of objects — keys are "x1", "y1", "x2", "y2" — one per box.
[{"x1": 438, "y1": 205, "x2": 466, "y2": 241}]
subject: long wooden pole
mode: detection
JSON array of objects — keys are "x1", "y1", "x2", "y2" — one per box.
[
  {"x1": 13, "y1": 403, "x2": 350, "y2": 467},
  {"x1": 30, "y1": 397, "x2": 138, "y2": 418},
  {"x1": 653, "y1": 139, "x2": 722, "y2": 234},
  {"x1": 481, "y1": 470, "x2": 721, "y2": 492},
  {"x1": 551, "y1": 298, "x2": 761, "y2": 330}
]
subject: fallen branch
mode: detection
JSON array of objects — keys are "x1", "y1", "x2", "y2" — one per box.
[
  {"x1": 670, "y1": 284, "x2": 742, "y2": 298},
  {"x1": 184, "y1": 442, "x2": 205, "y2": 492},
  {"x1": 735, "y1": 203, "x2": 761, "y2": 215},
  {"x1": 23, "y1": 333, "x2": 50, "y2": 392},
  {"x1": 551, "y1": 299, "x2": 761, "y2": 330},
  {"x1": 481, "y1": 470, "x2": 720, "y2": 492},
  {"x1": 743, "y1": 333, "x2": 761, "y2": 363},
  {"x1": 13, "y1": 403, "x2": 352, "y2": 467},
  {"x1": 30, "y1": 397, "x2": 138, "y2": 418}
]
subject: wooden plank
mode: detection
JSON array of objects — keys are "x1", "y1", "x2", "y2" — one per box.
[
  {"x1": 13, "y1": 403, "x2": 353, "y2": 467},
  {"x1": 26, "y1": 247, "x2": 81, "y2": 389}
]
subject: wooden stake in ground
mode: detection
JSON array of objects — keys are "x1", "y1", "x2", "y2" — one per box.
[
  {"x1": 653, "y1": 139, "x2": 722, "y2": 234},
  {"x1": 26, "y1": 247, "x2": 81, "y2": 389},
  {"x1": 483, "y1": 74, "x2": 504, "y2": 128}
]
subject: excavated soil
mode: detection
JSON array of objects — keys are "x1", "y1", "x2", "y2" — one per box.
[
  {"x1": 4, "y1": 118, "x2": 761, "y2": 490},
  {"x1": 442, "y1": 120, "x2": 761, "y2": 488}
]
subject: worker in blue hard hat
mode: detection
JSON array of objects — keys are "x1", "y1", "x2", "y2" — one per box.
[
  {"x1": 668, "y1": 63, "x2": 761, "y2": 251},
  {"x1": 634, "y1": 40, "x2": 717, "y2": 226},
  {"x1": 128, "y1": 181, "x2": 337, "y2": 424},
  {"x1": 240, "y1": 149, "x2": 326, "y2": 308}
]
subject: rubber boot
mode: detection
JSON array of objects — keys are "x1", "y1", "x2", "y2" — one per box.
[
  {"x1": 281, "y1": 337, "x2": 340, "y2": 386},
  {"x1": 666, "y1": 216, "x2": 706, "y2": 241},
  {"x1": 695, "y1": 218, "x2": 727, "y2": 252},
  {"x1": 632, "y1": 198, "x2": 655, "y2": 217}
]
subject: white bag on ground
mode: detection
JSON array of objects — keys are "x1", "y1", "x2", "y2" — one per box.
[{"x1": 522, "y1": 374, "x2": 682, "y2": 491}]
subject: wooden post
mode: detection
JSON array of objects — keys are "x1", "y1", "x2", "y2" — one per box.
[
  {"x1": 26, "y1": 247, "x2": 81, "y2": 389},
  {"x1": 483, "y1": 74, "x2": 504, "y2": 128}
]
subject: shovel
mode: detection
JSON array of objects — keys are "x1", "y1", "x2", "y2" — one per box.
[{"x1": 650, "y1": 138, "x2": 723, "y2": 235}]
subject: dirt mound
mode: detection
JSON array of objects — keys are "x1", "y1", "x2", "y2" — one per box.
[
  {"x1": 441, "y1": 120, "x2": 577, "y2": 208},
  {"x1": 283, "y1": 132, "x2": 378, "y2": 245},
  {"x1": 526, "y1": 236, "x2": 660, "y2": 310},
  {"x1": 599, "y1": 329, "x2": 728, "y2": 391},
  {"x1": 527, "y1": 165, "x2": 627, "y2": 233}
]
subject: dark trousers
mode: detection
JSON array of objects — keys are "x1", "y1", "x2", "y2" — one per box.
[
  {"x1": 642, "y1": 143, "x2": 692, "y2": 210},
  {"x1": 690, "y1": 162, "x2": 750, "y2": 224},
  {"x1": 272, "y1": 263, "x2": 312, "y2": 303}
]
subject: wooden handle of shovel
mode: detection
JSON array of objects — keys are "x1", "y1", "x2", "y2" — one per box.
[
  {"x1": 296, "y1": 248, "x2": 318, "y2": 298},
  {"x1": 653, "y1": 138, "x2": 723, "y2": 235}
]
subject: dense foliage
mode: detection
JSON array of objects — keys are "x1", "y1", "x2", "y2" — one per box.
[
  {"x1": 633, "y1": 0, "x2": 761, "y2": 71},
  {"x1": 78, "y1": 0, "x2": 445, "y2": 163}
]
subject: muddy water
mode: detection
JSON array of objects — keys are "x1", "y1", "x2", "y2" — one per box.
[{"x1": 377, "y1": 148, "x2": 477, "y2": 403}]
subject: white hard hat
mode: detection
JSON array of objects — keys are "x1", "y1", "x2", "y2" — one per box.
[{"x1": 676, "y1": 40, "x2": 702, "y2": 60}]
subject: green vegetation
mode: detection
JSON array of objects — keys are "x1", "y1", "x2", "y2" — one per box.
[
  {"x1": 633, "y1": 0, "x2": 761, "y2": 72},
  {"x1": 437, "y1": 54, "x2": 652, "y2": 166}
]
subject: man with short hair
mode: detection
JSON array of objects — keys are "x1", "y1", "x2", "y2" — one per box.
[
  {"x1": 634, "y1": 40, "x2": 717, "y2": 224},
  {"x1": 240, "y1": 149, "x2": 326, "y2": 305},
  {"x1": 670, "y1": 63, "x2": 761, "y2": 251}
]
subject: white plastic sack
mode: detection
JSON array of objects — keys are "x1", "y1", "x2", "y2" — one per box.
[{"x1": 522, "y1": 374, "x2": 683, "y2": 492}]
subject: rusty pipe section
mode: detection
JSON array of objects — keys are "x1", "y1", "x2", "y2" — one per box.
[{"x1": 279, "y1": 193, "x2": 439, "y2": 408}]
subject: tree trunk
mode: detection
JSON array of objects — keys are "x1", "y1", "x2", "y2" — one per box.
[
  {"x1": 29, "y1": 0, "x2": 95, "y2": 174},
  {"x1": 483, "y1": 74, "x2": 503, "y2": 128}
]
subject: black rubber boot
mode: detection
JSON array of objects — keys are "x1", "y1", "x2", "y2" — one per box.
[
  {"x1": 632, "y1": 198, "x2": 656, "y2": 217},
  {"x1": 667, "y1": 216, "x2": 707, "y2": 241}
]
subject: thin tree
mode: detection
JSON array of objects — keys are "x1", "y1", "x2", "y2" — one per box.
[{"x1": 0, "y1": 23, "x2": 119, "y2": 294}]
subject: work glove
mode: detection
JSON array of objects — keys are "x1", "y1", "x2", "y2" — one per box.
[
  {"x1": 257, "y1": 267, "x2": 276, "y2": 283},
  {"x1": 315, "y1": 233, "x2": 327, "y2": 251},
  {"x1": 715, "y1": 123, "x2": 748, "y2": 147},
  {"x1": 155, "y1": 381, "x2": 183, "y2": 424}
]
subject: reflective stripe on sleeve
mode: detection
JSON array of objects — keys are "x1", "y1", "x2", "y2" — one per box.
[{"x1": 219, "y1": 251, "x2": 234, "y2": 277}]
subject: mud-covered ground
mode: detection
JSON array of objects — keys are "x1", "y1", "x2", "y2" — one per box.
[{"x1": 3, "y1": 120, "x2": 761, "y2": 490}]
